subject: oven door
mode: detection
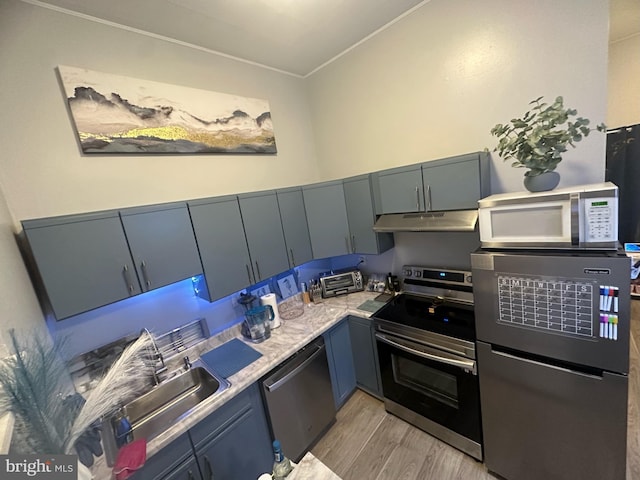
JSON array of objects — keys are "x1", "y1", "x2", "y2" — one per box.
[{"x1": 375, "y1": 331, "x2": 482, "y2": 458}]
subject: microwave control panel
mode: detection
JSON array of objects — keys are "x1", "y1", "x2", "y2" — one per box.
[{"x1": 583, "y1": 197, "x2": 617, "y2": 242}]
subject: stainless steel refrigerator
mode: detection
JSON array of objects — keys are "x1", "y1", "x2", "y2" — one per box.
[{"x1": 472, "y1": 249, "x2": 630, "y2": 480}]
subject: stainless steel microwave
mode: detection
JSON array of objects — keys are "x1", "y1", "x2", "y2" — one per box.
[{"x1": 478, "y1": 182, "x2": 619, "y2": 250}]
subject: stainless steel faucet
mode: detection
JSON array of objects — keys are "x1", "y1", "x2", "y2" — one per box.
[
  {"x1": 141, "y1": 328, "x2": 167, "y2": 385},
  {"x1": 183, "y1": 356, "x2": 192, "y2": 371}
]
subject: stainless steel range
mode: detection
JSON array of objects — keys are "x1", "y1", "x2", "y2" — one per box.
[{"x1": 372, "y1": 266, "x2": 482, "y2": 460}]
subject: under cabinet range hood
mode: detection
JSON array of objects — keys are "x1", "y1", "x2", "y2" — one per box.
[{"x1": 372, "y1": 209, "x2": 479, "y2": 233}]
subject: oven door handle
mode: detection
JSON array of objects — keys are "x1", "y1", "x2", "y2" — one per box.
[{"x1": 375, "y1": 332, "x2": 477, "y2": 375}]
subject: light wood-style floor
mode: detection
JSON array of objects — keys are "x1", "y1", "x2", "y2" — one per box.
[{"x1": 312, "y1": 300, "x2": 640, "y2": 480}]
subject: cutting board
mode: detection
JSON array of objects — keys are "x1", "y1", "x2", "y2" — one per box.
[{"x1": 200, "y1": 338, "x2": 263, "y2": 379}]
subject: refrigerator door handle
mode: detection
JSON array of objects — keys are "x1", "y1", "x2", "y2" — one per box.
[{"x1": 491, "y1": 348, "x2": 603, "y2": 380}]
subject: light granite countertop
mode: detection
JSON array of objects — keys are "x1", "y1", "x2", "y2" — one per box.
[
  {"x1": 91, "y1": 291, "x2": 381, "y2": 479},
  {"x1": 288, "y1": 452, "x2": 341, "y2": 480}
]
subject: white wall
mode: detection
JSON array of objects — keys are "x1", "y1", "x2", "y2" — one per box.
[
  {"x1": 306, "y1": 0, "x2": 610, "y2": 193},
  {"x1": 608, "y1": 34, "x2": 640, "y2": 128},
  {"x1": 0, "y1": 0, "x2": 319, "y2": 224},
  {"x1": 0, "y1": 183, "x2": 46, "y2": 351}
]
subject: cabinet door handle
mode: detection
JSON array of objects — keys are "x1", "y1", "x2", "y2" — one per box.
[
  {"x1": 351, "y1": 234, "x2": 356, "y2": 253},
  {"x1": 140, "y1": 260, "x2": 151, "y2": 289},
  {"x1": 246, "y1": 264, "x2": 253, "y2": 284},
  {"x1": 426, "y1": 184, "x2": 432, "y2": 211},
  {"x1": 289, "y1": 248, "x2": 296, "y2": 266},
  {"x1": 122, "y1": 264, "x2": 135, "y2": 294},
  {"x1": 255, "y1": 261, "x2": 262, "y2": 281},
  {"x1": 415, "y1": 186, "x2": 420, "y2": 211},
  {"x1": 204, "y1": 455, "x2": 213, "y2": 480}
]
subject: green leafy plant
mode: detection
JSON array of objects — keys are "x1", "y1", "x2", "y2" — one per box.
[{"x1": 491, "y1": 96, "x2": 606, "y2": 177}]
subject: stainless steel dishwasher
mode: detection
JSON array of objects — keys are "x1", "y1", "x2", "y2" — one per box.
[{"x1": 261, "y1": 337, "x2": 336, "y2": 462}]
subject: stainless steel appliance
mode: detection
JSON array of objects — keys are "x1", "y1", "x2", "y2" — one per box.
[
  {"x1": 472, "y1": 249, "x2": 630, "y2": 480},
  {"x1": 319, "y1": 269, "x2": 364, "y2": 298},
  {"x1": 261, "y1": 337, "x2": 336, "y2": 462},
  {"x1": 478, "y1": 182, "x2": 619, "y2": 250},
  {"x1": 373, "y1": 209, "x2": 479, "y2": 232},
  {"x1": 373, "y1": 266, "x2": 482, "y2": 460}
]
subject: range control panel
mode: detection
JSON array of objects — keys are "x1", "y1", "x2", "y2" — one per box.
[{"x1": 496, "y1": 274, "x2": 620, "y2": 341}]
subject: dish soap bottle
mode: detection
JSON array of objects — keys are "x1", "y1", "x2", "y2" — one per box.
[{"x1": 272, "y1": 440, "x2": 293, "y2": 479}]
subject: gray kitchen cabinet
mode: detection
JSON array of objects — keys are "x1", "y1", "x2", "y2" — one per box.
[
  {"x1": 120, "y1": 203, "x2": 202, "y2": 292},
  {"x1": 421, "y1": 152, "x2": 491, "y2": 211},
  {"x1": 324, "y1": 318, "x2": 357, "y2": 409},
  {"x1": 371, "y1": 152, "x2": 491, "y2": 215},
  {"x1": 343, "y1": 175, "x2": 394, "y2": 255},
  {"x1": 276, "y1": 187, "x2": 313, "y2": 267},
  {"x1": 129, "y1": 433, "x2": 200, "y2": 480},
  {"x1": 371, "y1": 164, "x2": 425, "y2": 214},
  {"x1": 238, "y1": 191, "x2": 290, "y2": 282},
  {"x1": 21, "y1": 211, "x2": 142, "y2": 320},
  {"x1": 302, "y1": 180, "x2": 351, "y2": 259},
  {"x1": 348, "y1": 315, "x2": 383, "y2": 398},
  {"x1": 188, "y1": 196, "x2": 254, "y2": 301},
  {"x1": 190, "y1": 383, "x2": 273, "y2": 480}
]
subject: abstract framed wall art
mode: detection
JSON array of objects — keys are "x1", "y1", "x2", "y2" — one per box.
[{"x1": 58, "y1": 65, "x2": 277, "y2": 154}]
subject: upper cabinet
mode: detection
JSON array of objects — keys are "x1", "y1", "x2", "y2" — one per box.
[
  {"x1": 371, "y1": 152, "x2": 490, "y2": 214},
  {"x1": 371, "y1": 164, "x2": 425, "y2": 214},
  {"x1": 302, "y1": 180, "x2": 351, "y2": 259},
  {"x1": 343, "y1": 175, "x2": 393, "y2": 255},
  {"x1": 188, "y1": 196, "x2": 254, "y2": 302},
  {"x1": 22, "y1": 203, "x2": 203, "y2": 320},
  {"x1": 23, "y1": 211, "x2": 141, "y2": 320},
  {"x1": 303, "y1": 177, "x2": 393, "y2": 259},
  {"x1": 120, "y1": 203, "x2": 202, "y2": 292},
  {"x1": 19, "y1": 151, "x2": 492, "y2": 319},
  {"x1": 421, "y1": 152, "x2": 491, "y2": 211},
  {"x1": 276, "y1": 187, "x2": 313, "y2": 268},
  {"x1": 238, "y1": 191, "x2": 290, "y2": 282}
]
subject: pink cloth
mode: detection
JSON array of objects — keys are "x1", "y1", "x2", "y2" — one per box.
[{"x1": 113, "y1": 439, "x2": 147, "y2": 480}]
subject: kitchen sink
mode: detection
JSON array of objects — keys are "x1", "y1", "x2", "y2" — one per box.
[{"x1": 105, "y1": 359, "x2": 230, "y2": 460}]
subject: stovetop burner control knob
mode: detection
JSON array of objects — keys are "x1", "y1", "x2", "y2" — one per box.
[
  {"x1": 466, "y1": 274, "x2": 472, "y2": 284},
  {"x1": 403, "y1": 268, "x2": 413, "y2": 277},
  {"x1": 414, "y1": 270, "x2": 421, "y2": 278}
]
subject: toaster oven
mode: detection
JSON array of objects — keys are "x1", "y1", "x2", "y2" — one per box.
[{"x1": 320, "y1": 270, "x2": 364, "y2": 298}]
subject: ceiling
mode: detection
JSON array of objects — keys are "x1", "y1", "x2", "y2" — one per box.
[{"x1": 30, "y1": 0, "x2": 640, "y2": 77}]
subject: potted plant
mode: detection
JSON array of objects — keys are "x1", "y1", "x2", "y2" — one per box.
[{"x1": 490, "y1": 96, "x2": 606, "y2": 192}]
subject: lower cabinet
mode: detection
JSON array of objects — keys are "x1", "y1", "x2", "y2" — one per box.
[
  {"x1": 324, "y1": 318, "x2": 357, "y2": 409},
  {"x1": 130, "y1": 383, "x2": 272, "y2": 480},
  {"x1": 160, "y1": 458, "x2": 202, "y2": 480},
  {"x1": 129, "y1": 433, "x2": 198, "y2": 480},
  {"x1": 348, "y1": 316, "x2": 383, "y2": 399},
  {"x1": 190, "y1": 383, "x2": 273, "y2": 480}
]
